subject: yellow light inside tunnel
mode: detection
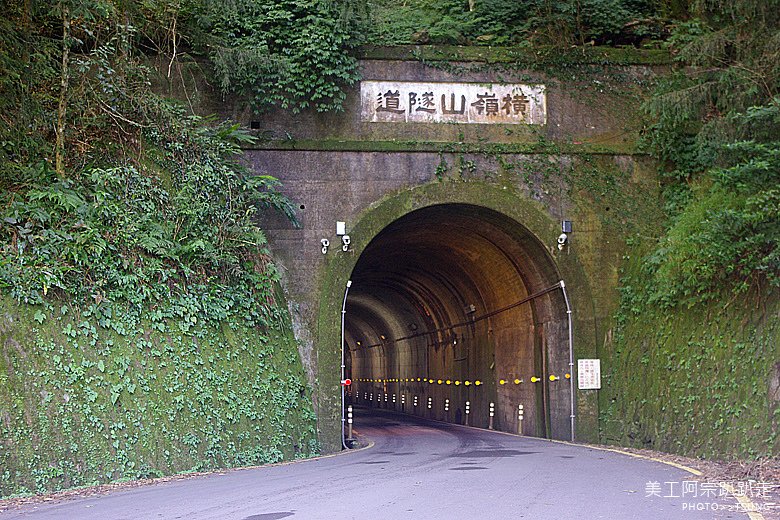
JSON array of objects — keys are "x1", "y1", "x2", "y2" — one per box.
[
  {"x1": 531, "y1": 377, "x2": 540, "y2": 383},
  {"x1": 417, "y1": 378, "x2": 421, "y2": 382},
  {"x1": 446, "y1": 380, "x2": 451, "y2": 385},
  {"x1": 464, "y1": 381, "x2": 471, "y2": 386},
  {"x1": 565, "y1": 373, "x2": 571, "y2": 379},
  {"x1": 499, "y1": 379, "x2": 506, "y2": 385},
  {"x1": 429, "y1": 379, "x2": 434, "y2": 384},
  {"x1": 437, "y1": 379, "x2": 442, "y2": 384},
  {"x1": 514, "y1": 378, "x2": 522, "y2": 385},
  {"x1": 549, "y1": 375, "x2": 559, "y2": 382},
  {"x1": 455, "y1": 381, "x2": 461, "y2": 386},
  {"x1": 475, "y1": 380, "x2": 482, "y2": 386}
]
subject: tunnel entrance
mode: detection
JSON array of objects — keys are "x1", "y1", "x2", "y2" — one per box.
[{"x1": 345, "y1": 204, "x2": 573, "y2": 439}]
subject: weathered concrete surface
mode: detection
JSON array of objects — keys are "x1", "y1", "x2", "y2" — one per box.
[
  {"x1": 229, "y1": 58, "x2": 656, "y2": 150},
  {"x1": 235, "y1": 52, "x2": 663, "y2": 451}
]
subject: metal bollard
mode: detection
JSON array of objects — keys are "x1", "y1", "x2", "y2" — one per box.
[
  {"x1": 489, "y1": 402, "x2": 495, "y2": 430},
  {"x1": 517, "y1": 404, "x2": 524, "y2": 435},
  {"x1": 465, "y1": 400, "x2": 470, "y2": 426}
]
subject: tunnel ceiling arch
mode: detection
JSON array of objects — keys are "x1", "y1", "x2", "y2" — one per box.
[{"x1": 346, "y1": 203, "x2": 573, "y2": 439}]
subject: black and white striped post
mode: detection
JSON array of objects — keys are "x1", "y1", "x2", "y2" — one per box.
[
  {"x1": 517, "y1": 404, "x2": 524, "y2": 435},
  {"x1": 347, "y1": 405, "x2": 353, "y2": 440}
]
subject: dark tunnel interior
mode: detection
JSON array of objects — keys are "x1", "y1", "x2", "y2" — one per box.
[{"x1": 345, "y1": 204, "x2": 573, "y2": 439}]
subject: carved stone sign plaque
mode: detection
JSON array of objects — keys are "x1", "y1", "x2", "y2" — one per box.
[{"x1": 360, "y1": 81, "x2": 546, "y2": 125}]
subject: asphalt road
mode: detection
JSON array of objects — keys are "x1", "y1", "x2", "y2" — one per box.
[{"x1": 1, "y1": 408, "x2": 751, "y2": 520}]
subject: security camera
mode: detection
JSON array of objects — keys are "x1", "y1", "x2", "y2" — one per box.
[
  {"x1": 557, "y1": 233, "x2": 568, "y2": 250},
  {"x1": 341, "y1": 234, "x2": 351, "y2": 252},
  {"x1": 320, "y1": 238, "x2": 329, "y2": 255}
]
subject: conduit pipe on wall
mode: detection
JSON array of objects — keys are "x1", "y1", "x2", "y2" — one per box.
[
  {"x1": 559, "y1": 280, "x2": 575, "y2": 442},
  {"x1": 341, "y1": 279, "x2": 352, "y2": 450}
]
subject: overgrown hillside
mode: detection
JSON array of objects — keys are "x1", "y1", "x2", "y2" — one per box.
[
  {"x1": 600, "y1": 0, "x2": 780, "y2": 458},
  {"x1": 0, "y1": 0, "x2": 361, "y2": 496}
]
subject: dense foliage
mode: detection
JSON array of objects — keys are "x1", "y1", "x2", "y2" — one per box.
[
  {"x1": 187, "y1": 0, "x2": 362, "y2": 112},
  {"x1": 0, "y1": 0, "x2": 330, "y2": 495},
  {"x1": 0, "y1": 0, "x2": 321, "y2": 318},
  {"x1": 365, "y1": 0, "x2": 670, "y2": 46},
  {"x1": 637, "y1": 0, "x2": 780, "y2": 306},
  {"x1": 0, "y1": 297, "x2": 318, "y2": 496}
]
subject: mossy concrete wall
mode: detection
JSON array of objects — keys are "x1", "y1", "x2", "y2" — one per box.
[
  {"x1": 601, "y1": 279, "x2": 780, "y2": 459},
  {"x1": 249, "y1": 149, "x2": 660, "y2": 451},
  {"x1": 0, "y1": 295, "x2": 317, "y2": 497}
]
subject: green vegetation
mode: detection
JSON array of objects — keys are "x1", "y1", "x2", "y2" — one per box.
[
  {"x1": 186, "y1": 0, "x2": 361, "y2": 112},
  {"x1": 600, "y1": 0, "x2": 780, "y2": 458},
  {"x1": 0, "y1": 294, "x2": 316, "y2": 497},
  {"x1": 364, "y1": 0, "x2": 669, "y2": 47},
  {"x1": 0, "y1": 0, "x2": 354, "y2": 496}
]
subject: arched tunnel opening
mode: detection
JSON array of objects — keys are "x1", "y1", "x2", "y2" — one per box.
[{"x1": 345, "y1": 204, "x2": 573, "y2": 440}]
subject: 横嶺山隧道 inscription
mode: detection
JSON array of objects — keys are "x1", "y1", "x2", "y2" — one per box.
[{"x1": 360, "y1": 81, "x2": 546, "y2": 125}]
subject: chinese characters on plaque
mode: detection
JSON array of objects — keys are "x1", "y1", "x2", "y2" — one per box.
[
  {"x1": 360, "y1": 81, "x2": 546, "y2": 125},
  {"x1": 577, "y1": 359, "x2": 601, "y2": 390}
]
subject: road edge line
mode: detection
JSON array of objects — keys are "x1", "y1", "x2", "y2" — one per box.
[{"x1": 548, "y1": 439, "x2": 765, "y2": 520}]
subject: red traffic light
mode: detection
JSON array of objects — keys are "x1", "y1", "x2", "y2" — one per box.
[{"x1": 341, "y1": 379, "x2": 352, "y2": 386}]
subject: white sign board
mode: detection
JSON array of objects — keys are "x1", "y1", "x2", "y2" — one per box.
[
  {"x1": 360, "y1": 81, "x2": 546, "y2": 125},
  {"x1": 578, "y1": 359, "x2": 601, "y2": 390}
]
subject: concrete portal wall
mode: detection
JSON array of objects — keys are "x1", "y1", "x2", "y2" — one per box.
[
  {"x1": 237, "y1": 52, "x2": 662, "y2": 451},
  {"x1": 229, "y1": 56, "x2": 657, "y2": 151}
]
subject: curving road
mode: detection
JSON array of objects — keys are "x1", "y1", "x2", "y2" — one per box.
[{"x1": 1, "y1": 408, "x2": 749, "y2": 519}]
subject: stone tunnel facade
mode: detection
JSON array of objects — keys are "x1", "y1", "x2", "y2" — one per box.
[{"x1": 231, "y1": 49, "x2": 663, "y2": 451}]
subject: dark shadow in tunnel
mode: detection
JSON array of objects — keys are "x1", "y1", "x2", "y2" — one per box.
[{"x1": 345, "y1": 204, "x2": 572, "y2": 440}]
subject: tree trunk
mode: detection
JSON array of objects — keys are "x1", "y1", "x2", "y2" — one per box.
[{"x1": 55, "y1": 3, "x2": 70, "y2": 177}]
